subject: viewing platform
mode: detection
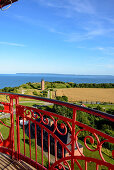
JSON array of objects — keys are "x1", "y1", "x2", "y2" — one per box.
[
  {"x1": 0, "y1": 153, "x2": 36, "y2": 169},
  {"x1": 0, "y1": 92, "x2": 114, "y2": 170}
]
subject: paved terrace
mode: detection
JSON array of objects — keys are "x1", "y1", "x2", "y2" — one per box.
[{"x1": 0, "y1": 153, "x2": 36, "y2": 170}]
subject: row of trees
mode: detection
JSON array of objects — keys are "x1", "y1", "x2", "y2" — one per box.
[
  {"x1": 0, "y1": 86, "x2": 19, "y2": 93},
  {"x1": 33, "y1": 90, "x2": 48, "y2": 97},
  {"x1": 46, "y1": 82, "x2": 114, "y2": 89},
  {"x1": 66, "y1": 83, "x2": 114, "y2": 88}
]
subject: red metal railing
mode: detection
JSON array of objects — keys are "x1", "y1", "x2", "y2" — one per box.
[
  {"x1": 0, "y1": 0, "x2": 17, "y2": 9},
  {"x1": 0, "y1": 92, "x2": 114, "y2": 169}
]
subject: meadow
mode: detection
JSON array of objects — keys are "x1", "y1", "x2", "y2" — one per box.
[{"x1": 56, "y1": 88, "x2": 114, "y2": 103}]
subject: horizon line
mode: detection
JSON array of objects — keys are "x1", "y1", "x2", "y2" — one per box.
[{"x1": 0, "y1": 73, "x2": 113, "y2": 76}]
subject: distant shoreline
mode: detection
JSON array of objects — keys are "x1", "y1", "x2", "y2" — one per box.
[
  {"x1": 16, "y1": 73, "x2": 114, "y2": 76},
  {"x1": 0, "y1": 74, "x2": 114, "y2": 89}
]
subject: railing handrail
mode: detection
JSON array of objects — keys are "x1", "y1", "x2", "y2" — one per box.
[{"x1": 0, "y1": 92, "x2": 114, "y2": 122}]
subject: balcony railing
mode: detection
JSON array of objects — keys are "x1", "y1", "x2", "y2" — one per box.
[{"x1": 0, "y1": 92, "x2": 114, "y2": 170}]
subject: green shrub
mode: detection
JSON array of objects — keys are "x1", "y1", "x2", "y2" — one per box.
[
  {"x1": 0, "y1": 105, "x2": 4, "y2": 110},
  {"x1": 33, "y1": 91, "x2": 38, "y2": 96}
]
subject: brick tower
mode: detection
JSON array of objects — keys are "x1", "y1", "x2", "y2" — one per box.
[{"x1": 41, "y1": 79, "x2": 45, "y2": 90}]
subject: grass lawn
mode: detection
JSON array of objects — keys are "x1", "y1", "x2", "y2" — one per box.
[
  {"x1": 19, "y1": 102, "x2": 44, "y2": 107},
  {"x1": 85, "y1": 103, "x2": 114, "y2": 110},
  {"x1": 74, "y1": 140, "x2": 114, "y2": 170}
]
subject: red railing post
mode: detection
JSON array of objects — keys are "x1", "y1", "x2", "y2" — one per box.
[
  {"x1": 15, "y1": 96, "x2": 20, "y2": 160},
  {"x1": 9, "y1": 96, "x2": 15, "y2": 158},
  {"x1": 71, "y1": 108, "x2": 77, "y2": 170}
]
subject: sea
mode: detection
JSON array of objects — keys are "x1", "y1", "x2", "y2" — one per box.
[{"x1": 0, "y1": 74, "x2": 114, "y2": 89}]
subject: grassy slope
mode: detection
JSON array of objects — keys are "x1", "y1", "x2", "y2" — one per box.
[
  {"x1": 74, "y1": 140, "x2": 114, "y2": 170},
  {"x1": 85, "y1": 103, "x2": 114, "y2": 109}
]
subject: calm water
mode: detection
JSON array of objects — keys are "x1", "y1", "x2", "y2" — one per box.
[{"x1": 0, "y1": 74, "x2": 114, "y2": 89}]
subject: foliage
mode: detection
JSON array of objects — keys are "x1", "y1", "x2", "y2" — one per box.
[
  {"x1": 52, "y1": 96, "x2": 72, "y2": 119},
  {"x1": 29, "y1": 83, "x2": 41, "y2": 89},
  {"x1": 75, "y1": 83, "x2": 114, "y2": 88},
  {"x1": 56, "y1": 96, "x2": 68, "y2": 102},
  {"x1": 20, "y1": 84, "x2": 32, "y2": 89},
  {"x1": 0, "y1": 105, "x2": 4, "y2": 110},
  {"x1": 107, "y1": 108, "x2": 114, "y2": 115},
  {"x1": 33, "y1": 90, "x2": 38, "y2": 96},
  {"x1": 46, "y1": 82, "x2": 114, "y2": 89},
  {"x1": 42, "y1": 90, "x2": 48, "y2": 97},
  {"x1": 0, "y1": 118, "x2": 6, "y2": 124},
  {"x1": 95, "y1": 105, "x2": 104, "y2": 111},
  {"x1": 1, "y1": 86, "x2": 19, "y2": 93}
]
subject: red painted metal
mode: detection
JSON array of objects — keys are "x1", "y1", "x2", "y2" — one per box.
[
  {"x1": 55, "y1": 138, "x2": 57, "y2": 162},
  {"x1": 0, "y1": 102, "x2": 10, "y2": 113},
  {"x1": 35, "y1": 124, "x2": 37, "y2": 162},
  {"x1": 48, "y1": 133, "x2": 50, "y2": 168},
  {"x1": 29, "y1": 120, "x2": 31, "y2": 159},
  {"x1": 41, "y1": 127, "x2": 43, "y2": 167},
  {"x1": 23, "y1": 116, "x2": 26, "y2": 156},
  {"x1": 0, "y1": 92, "x2": 113, "y2": 170},
  {"x1": 0, "y1": 0, "x2": 17, "y2": 8}
]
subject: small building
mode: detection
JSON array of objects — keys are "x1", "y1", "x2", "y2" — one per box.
[{"x1": 31, "y1": 117, "x2": 83, "y2": 158}]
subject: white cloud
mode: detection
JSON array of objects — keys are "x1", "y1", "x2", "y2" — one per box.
[
  {"x1": 96, "y1": 47, "x2": 105, "y2": 51},
  {"x1": 106, "y1": 64, "x2": 114, "y2": 69},
  {"x1": 68, "y1": 0, "x2": 95, "y2": 14},
  {"x1": 64, "y1": 29, "x2": 104, "y2": 42},
  {"x1": 14, "y1": 1, "x2": 114, "y2": 43},
  {"x1": 96, "y1": 64, "x2": 114, "y2": 69},
  {"x1": 95, "y1": 46, "x2": 114, "y2": 55},
  {"x1": 36, "y1": 0, "x2": 95, "y2": 14},
  {"x1": 64, "y1": 26, "x2": 114, "y2": 42},
  {"x1": 0, "y1": 41, "x2": 26, "y2": 47}
]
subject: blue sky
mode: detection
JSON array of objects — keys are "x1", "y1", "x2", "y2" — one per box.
[{"x1": 0, "y1": 0, "x2": 114, "y2": 75}]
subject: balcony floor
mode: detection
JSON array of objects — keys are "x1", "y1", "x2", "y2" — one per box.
[{"x1": 0, "y1": 153, "x2": 36, "y2": 170}]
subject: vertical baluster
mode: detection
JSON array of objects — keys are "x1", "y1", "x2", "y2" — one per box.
[
  {"x1": 41, "y1": 127, "x2": 43, "y2": 167},
  {"x1": 48, "y1": 133, "x2": 50, "y2": 168},
  {"x1": 71, "y1": 108, "x2": 76, "y2": 170},
  {"x1": 16, "y1": 113, "x2": 20, "y2": 160},
  {"x1": 29, "y1": 120, "x2": 31, "y2": 159},
  {"x1": 55, "y1": 138, "x2": 57, "y2": 162},
  {"x1": 96, "y1": 164, "x2": 99, "y2": 170},
  {"x1": 35, "y1": 124, "x2": 37, "y2": 162},
  {"x1": 15, "y1": 97, "x2": 20, "y2": 160},
  {"x1": 62, "y1": 146, "x2": 64, "y2": 158},
  {"x1": 23, "y1": 117, "x2": 25, "y2": 156},
  {"x1": 85, "y1": 161, "x2": 87, "y2": 170},
  {"x1": 10, "y1": 97, "x2": 15, "y2": 158}
]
